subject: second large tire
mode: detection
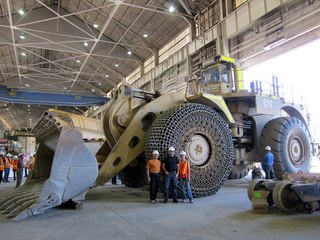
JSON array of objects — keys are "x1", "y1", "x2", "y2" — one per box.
[
  {"x1": 145, "y1": 103, "x2": 234, "y2": 197},
  {"x1": 118, "y1": 154, "x2": 147, "y2": 188},
  {"x1": 260, "y1": 117, "x2": 312, "y2": 179}
]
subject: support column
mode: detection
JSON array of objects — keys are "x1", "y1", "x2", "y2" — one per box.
[
  {"x1": 189, "y1": 19, "x2": 197, "y2": 41},
  {"x1": 150, "y1": 50, "x2": 159, "y2": 92}
]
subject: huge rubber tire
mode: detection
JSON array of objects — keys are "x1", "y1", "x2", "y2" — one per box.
[
  {"x1": 145, "y1": 103, "x2": 234, "y2": 197},
  {"x1": 118, "y1": 154, "x2": 147, "y2": 188},
  {"x1": 260, "y1": 117, "x2": 312, "y2": 179},
  {"x1": 229, "y1": 164, "x2": 251, "y2": 179}
]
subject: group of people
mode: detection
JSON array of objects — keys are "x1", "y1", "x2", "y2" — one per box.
[
  {"x1": 145, "y1": 144, "x2": 275, "y2": 204},
  {"x1": 146, "y1": 147, "x2": 193, "y2": 204},
  {"x1": 0, "y1": 152, "x2": 34, "y2": 188}
]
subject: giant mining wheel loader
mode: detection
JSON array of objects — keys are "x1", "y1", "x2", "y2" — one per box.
[
  {"x1": 96, "y1": 55, "x2": 313, "y2": 196},
  {"x1": 0, "y1": 55, "x2": 312, "y2": 220}
]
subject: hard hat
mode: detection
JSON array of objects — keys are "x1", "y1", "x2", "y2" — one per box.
[
  {"x1": 265, "y1": 146, "x2": 271, "y2": 151},
  {"x1": 168, "y1": 146, "x2": 175, "y2": 152},
  {"x1": 0, "y1": 151, "x2": 4, "y2": 155},
  {"x1": 180, "y1": 151, "x2": 186, "y2": 156},
  {"x1": 14, "y1": 155, "x2": 18, "y2": 159},
  {"x1": 152, "y1": 150, "x2": 159, "y2": 155},
  {"x1": 6, "y1": 153, "x2": 11, "y2": 157}
]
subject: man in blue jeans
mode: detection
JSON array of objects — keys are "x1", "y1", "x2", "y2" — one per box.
[
  {"x1": 262, "y1": 146, "x2": 275, "y2": 179},
  {"x1": 162, "y1": 147, "x2": 179, "y2": 203}
]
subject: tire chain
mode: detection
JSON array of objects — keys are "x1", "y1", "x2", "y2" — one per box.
[{"x1": 145, "y1": 103, "x2": 234, "y2": 197}]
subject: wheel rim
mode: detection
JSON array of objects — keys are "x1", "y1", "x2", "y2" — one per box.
[
  {"x1": 288, "y1": 133, "x2": 305, "y2": 166},
  {"x1": 186, "y1": 134, "x2": 210, "y2": 166}
]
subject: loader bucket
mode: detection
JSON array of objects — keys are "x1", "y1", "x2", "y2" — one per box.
[{"x1": 0, "y1": 111, "x2": 98, "y2": 220}]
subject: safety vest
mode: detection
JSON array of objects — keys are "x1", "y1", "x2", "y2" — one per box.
[
  {"x1": 179, "y1": 160, "x2": 189, "y2": 179},
  {"x1": 12, "y1": 159, "x2": 18, "y2": 170},
  {"x1": 4, "y1": 157, "x2": 11, "y2": 168},
  {"x1": 0, "y1": 158, "x2": 4, "y2": 171}
]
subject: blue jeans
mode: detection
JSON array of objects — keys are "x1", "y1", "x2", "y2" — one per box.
[
  {"x1": 180, "y1": 178, "x2": 193, "y2": 200},
  {"x1": 4, "y1": 168, "x2": 10, "y2": 182},
  {"x1": 163, "y1": 173, "x2": 178, "y2": 201},
  {"x1": 262, "y1": 164, "x2": 274, "y2": 179}
]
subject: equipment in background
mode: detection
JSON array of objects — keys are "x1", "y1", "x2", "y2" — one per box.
[{"x1": 248, "y1": 172, "x2": 320, "y2": 213}]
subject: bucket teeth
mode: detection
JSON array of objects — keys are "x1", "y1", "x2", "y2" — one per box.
[
  {"x1": 2, "y1": 195, "x2": 38, "y2": 214},
  {"x1": 7, "y1": 199, "x2": 37, "y2": 218},
  {"x1": 1, "y1": 194, "x2": 36, "y2": 213}
]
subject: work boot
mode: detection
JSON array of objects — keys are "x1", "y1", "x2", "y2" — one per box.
[
  {"x1": 173, "y1": 199, "x2": 178, "y2": 203},
  {"x1": 164, "y1": 199, "x2": 168, "y2": 204}
]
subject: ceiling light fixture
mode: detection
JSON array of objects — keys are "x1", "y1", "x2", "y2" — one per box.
[
  {"x1": 98, "y1": 83, "x2": 101, "y2": 86},
  {"x1": 115, "y1": 63, "x2": 119, "y2": 67},
  {"x1": 92, "y1": 89, "x2": 95, "y2": 92},
  {"x1": 127, "y1": 50, "x2": 132, "y2": 55},
  {"x1": 27, "y1": 105, "x2": 30, "y2": 108},
  {"x1": 18, "y1": 9, "x2": 25, "y2": 15},
  {"x1": 105, "y1": 74, "x2": 109, "y2": 78},
  {"x1": 169, "y1": 5, "x2": 175, "y2": 12},
  {"x1": 93, "y1": 22, "x2": 98, "y2": 28},
  {"x1": 76, "y1": 59, "x2": 81, "y2": 63},
  {"x1": 20, "y1": 33, "x2": 26, "y2": 39},
  {"x1": 264, "y1": 37, "x2": 287, "y2": 50},
  {"x1": 64, "y1": 87, "x2": 67, "y2": 90},
  {"x1": 143, "y1": 32, "x2": 148, "y2": 38},
  {"x1": 21, "y1": 52, "x2": 26, "y2": 56},
  {"x1": 84, "y1": 41, "x2": 88, "y2": 47}
]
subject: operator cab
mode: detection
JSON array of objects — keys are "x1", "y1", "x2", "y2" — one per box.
[{"x1": 200, "y1": 55, "x2": 242, "y2": 95}]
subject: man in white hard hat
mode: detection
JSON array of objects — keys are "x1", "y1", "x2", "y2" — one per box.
[
  {"x1": 262, "y1": 146, "x2": 274, "y2": 179},
  {"x1": 0, "y1": 152, "x2": 4, "y2": 184},
  {"x1": 162, "y1": 146, "x2": 179, "y2": 203},
  {"x1": 146, "y1": 150, "x2": 161, "y2": 204},
  {"x1": 16, "y1": 154, "x2": 25, "y2": 188},
  {"x1": 3, "y1": 153, "x2": 12, "y2": 182},
  {"x1": 179, "y1": 151, "x2": 193, "y2": 203}
]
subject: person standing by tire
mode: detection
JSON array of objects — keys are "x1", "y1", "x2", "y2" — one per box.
[
  {"x1": 12, "y1": 155, "x2": 18, "y2": 180},
  {"x1": 3, "y1": 153, "x2": 11, "y2": 182},
  {"x1": 146, "y1": 150, "x2": 161, "y2": 204},
  {"x1": 179, "y1": 151, "x2": 193, "y2": 203},
  {"x1": 0, "y1": 152, "x2": 4, "y2": 184},
  {"x1": 262, "y1": 146, "x2": 275, "y2": 179},
  {"x1": 16, "y1": 154, "x2": 25, "y2": 188},
  {"x1": 162, "y1": 147, "x2": 179, "y2": 203}
]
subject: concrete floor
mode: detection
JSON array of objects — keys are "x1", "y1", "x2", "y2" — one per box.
[{"x1": 0, "y1": 178, "x2": 319, "y2": 240}]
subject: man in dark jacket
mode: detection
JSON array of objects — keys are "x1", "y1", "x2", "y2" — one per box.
[
  {"x1": 16, "y1": 154, "x2": 25, "y2": 188},
  {"x1": 162, "y1": 147, "x2": 179, "y2": 203}
]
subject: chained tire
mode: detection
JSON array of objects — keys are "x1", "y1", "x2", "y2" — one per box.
[
  {"x1": 229, "y1": 164, "x2": 250, "y2": 179},
  {"x1": 145, "y1": 103, "x2": 234, "y2": 197},
  {"x1": 260, "y1": 117, "x2": 312, "y2": 179},
  {"x1": 118, "y1": 154, "x2": 147, "y2": 188}
]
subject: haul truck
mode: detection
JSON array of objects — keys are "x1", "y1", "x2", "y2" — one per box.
[{"x1": 0, "y1": 56, "x2": 312, "y2": 219}]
